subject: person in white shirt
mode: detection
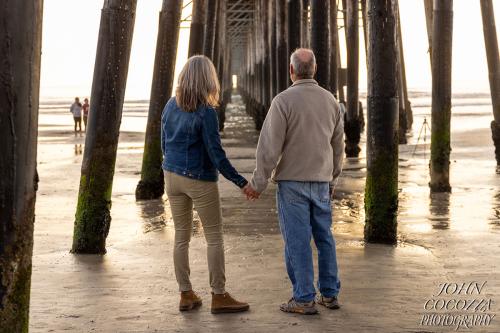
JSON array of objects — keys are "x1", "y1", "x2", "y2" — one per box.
[{"x1": 70, "y1": 97, "x2": 83, "y2": 134}]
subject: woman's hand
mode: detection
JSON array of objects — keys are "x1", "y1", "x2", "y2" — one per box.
[{"x1": 243, "y1": 184, "x2": 260, "y2": 201}]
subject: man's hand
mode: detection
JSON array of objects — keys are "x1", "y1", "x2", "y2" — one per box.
[
  {"x1": 243, "y1": 184, "x2": 260, "y2": 201},
  {"x1": 329, "y1": 184, "x2": 335, "y2": 201}
]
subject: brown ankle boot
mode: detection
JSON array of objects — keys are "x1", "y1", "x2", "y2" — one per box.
[
  {"x1": 179, "y1": 290, "x2": 202, "y2": 311},
  {"x1": 211, "y1": 292, "x2": 249, "y2": 314}
]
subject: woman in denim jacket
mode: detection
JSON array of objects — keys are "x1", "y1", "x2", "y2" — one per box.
[{"x1": 161, "y1": 55, "x2": 249, "y2": 314}]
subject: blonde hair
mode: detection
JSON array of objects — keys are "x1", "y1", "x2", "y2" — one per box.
[{"x1": 175, "y1": 55, "x2": 220, "y2": 112}]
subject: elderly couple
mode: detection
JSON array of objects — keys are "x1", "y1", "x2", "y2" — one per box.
[{"x1": 161, "y1": 48, "x2": 344, "y2": 315}]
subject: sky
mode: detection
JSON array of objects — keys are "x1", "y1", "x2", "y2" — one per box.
[{"x1": 39, "y1": 0, "x2": 500, "y2": 100}]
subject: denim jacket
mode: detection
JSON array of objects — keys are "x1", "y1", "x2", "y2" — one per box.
[{"x1": 161, "y1": 97, "x2": 248, "y2": 188}]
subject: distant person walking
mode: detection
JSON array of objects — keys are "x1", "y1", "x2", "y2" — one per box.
[
  {"x1": 82, "y1": 98, "x2": 90, "y2": 131},
  {"x1": 70, "y1": 97, "x2": 82, "y2": 134},
  {"x1": 244, "y1": 48, "x2": 345, "y2": 315},
  {"x1": 161, "y1": 55, "x2": 250, "y2": 314}
]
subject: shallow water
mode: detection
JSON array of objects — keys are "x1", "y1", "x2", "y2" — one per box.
[{"x1": 37, "y1": 93, "x2": 500, "y2": 239}]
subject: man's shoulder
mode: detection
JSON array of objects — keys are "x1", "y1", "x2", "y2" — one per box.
[
  {"x1": 307, "y1": 84, "x2": 338, "y2": 101},
  {"x1": 284, "y1": 82, "x2": 336, "y2": 97},
  {"x1": 279, "y1": 83, "x2": 339, "y2": 109},
  {"x1": 274, "y1": 85, "x2": 308, "y2": 104},
  {"x1": 270, "y1": 92, "x2": 287, "y2": 111}
]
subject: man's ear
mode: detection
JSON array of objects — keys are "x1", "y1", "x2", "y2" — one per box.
[
  {"x1": 290, "y1": 64, "x2": 294, "y2": 75},
  {"x1": 314, "y1": 64, "x2": 317, "y2": 75}
]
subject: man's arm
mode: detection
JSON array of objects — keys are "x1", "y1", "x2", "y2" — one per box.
[
  {"x1": 250, "y1": 97, "x2": 287, "y2": 193},
  {"x1": 330, "y1": 102, "x2": 345, "y2": 193}
]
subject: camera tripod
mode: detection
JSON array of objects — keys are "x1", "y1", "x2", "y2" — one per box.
[{"x1": 411, "y1": 116, "x2": 432, "y2": 161}]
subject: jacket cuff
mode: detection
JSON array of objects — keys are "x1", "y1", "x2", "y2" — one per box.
[{"x1": 235, "y1": 177, "x2": 248, "y2": 189}]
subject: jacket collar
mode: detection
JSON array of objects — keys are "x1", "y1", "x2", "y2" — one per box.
[{"x1": 291, "y1": 78, "x2": 319, "y2": 87}]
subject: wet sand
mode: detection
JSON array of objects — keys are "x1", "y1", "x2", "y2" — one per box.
[{"x1": 30, "y1": 94, "x2": 500, "y2": 332}]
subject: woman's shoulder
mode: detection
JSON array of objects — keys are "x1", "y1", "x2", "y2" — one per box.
[
  {"x1": 198, "y1": 104, "x2": 217, "y2": 117},
  {"x1": 166, "y1": 96, "x2": 177, "y2": 108},
  {"x1": 163, "y1": 97, "x2": 178, "y2": 113},
  {"x1": 162, "y1": 97, "x2": 176, "y2": 119}
]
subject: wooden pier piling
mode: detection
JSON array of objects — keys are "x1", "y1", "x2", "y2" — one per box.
[
  {"x1": 424, "y1": 0, "x2": 433, "y2": 64},
  {"x1": 276, "y1": 0, "x2": 289, "y2": 93},
  {"x1": 345, "y1": 0, "x2": 362, "y2": 157},
  {"x1": 0, "y1": 1, "x2": 43, "y2": 330},
  {"x1": 301, "y1": 0, "x2": 310, "y2": 47},
  {"x1": 480, "y1": 0, "x2": 500, "y2": 167},
  {"x1": 216, "y1": 0, "x2": 228, "y2": 129},
  {"x1": 310, "y1": 0, "x2": 330, "y2": 89},
  {"x1": 364, "y1": 0, "x2": 399, "y2": 244},
  {"x1": 396, "y1": 1, "x2": 413, "y2": 132},
  {"x1": 288, "y1": 0, "x2": 302, "y2": 87},
  {"x1": 135, "y1": 0, "x2": 183, "y2": 200},
  {"x1": 269, "y1": 0, "x2": 278, "y2": 99},
  {"x1": 188, "y1": 0, "x2": 206, "y2": 56},
  {"x1": 429, "y1": 0, "x2": 453, "y2": 193},
  {"x1": 72, "y1": 0, "x2": 137, "y2": 254},
  {"x1": 396, "y1": 1, "x2": 408, "y2": 144},
  {"x1": 288, "y1": 0, "x2": 302, "y2": 54},
  {"x1": 204, "y1": 0, "x2": 219, "y2": 59},
  {"x1": 261, "y1": 0, "x2": 271, "y2": 116},
  {"x1": 329, "y1": 0, "x2": 339, "y2": 98}
]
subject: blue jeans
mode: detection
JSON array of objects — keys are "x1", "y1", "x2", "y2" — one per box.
[{"x1": 277, "y1": 181, "x2": 341, "y2": 302}]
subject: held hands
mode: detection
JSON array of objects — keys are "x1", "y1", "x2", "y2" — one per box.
[
  {"x1": 243, "y1": 184, "x2": 331, "y2": 201},
  {"x1": 243, "y1": 184, "x2": 260, "y2": 201}
]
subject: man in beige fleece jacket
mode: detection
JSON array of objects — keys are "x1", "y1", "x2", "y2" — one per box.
[{"x1": 245, "y1": 48, "x2": 345, "y2": 315}]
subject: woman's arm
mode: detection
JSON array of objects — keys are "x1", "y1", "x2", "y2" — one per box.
[
  {"x1": 160, "y1": 107, "x2": 167, "y2": 156},
  {"x1": 201, "y1": 107, "x2": 248, "y2": 188}
]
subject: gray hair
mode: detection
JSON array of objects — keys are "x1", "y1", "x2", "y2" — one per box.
[{"x1": 290, "y1": 48, "x2": 316, "y2": 79}]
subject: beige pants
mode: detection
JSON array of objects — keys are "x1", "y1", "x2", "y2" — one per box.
[{"x1": 164, "y1": 171, "x2": 226, "y2": 294}]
